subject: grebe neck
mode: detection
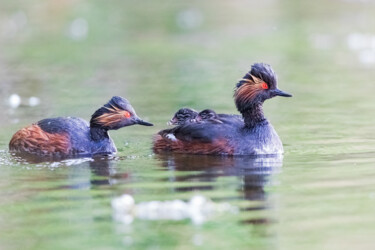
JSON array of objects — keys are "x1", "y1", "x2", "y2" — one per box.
[
  {"x1": 90, "y1": 126, "x2": 109, "y2": 141},
  {"x1": 242, "y1": 103, "x2": 267, "y2": 128}
]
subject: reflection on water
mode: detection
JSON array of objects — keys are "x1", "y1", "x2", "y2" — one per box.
[
  {"x1": 4, "y1": 151, "x2": 281, "y2": 247},
  {"x1": 9, "y1": 152, "x2": 132, "y2": 187},
  {"x1": 9, "y1": 152, "x2": 283, "y2": 203},
  {"x1": 156, "y1": 154, "x2": 282, "y2": 202},
  {"x1": 89, "y1": 157, "x2": 131, "y2": 186}
]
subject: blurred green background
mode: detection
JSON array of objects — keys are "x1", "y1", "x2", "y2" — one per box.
[{"x1": 1, "y1": 0, "x2": 375, "y2": 249}]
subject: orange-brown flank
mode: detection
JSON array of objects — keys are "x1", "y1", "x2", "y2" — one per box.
[
  {"x1": 9, "y1": 124, "x2": 71, "y2": 155},
  {"x1": 153, "y1": 135, "x2": 234, "y2": 155}
]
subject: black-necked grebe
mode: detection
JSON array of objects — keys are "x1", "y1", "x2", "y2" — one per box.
[
  {"x1": 167, "y1": 108, "x2": 198, "y2": 125},
  {"x1": 153, "y1": 63, "x2": 292, "y2": 155},
  {"x1": 9, "y1": 96, "x2": 153, "y2": 157}
]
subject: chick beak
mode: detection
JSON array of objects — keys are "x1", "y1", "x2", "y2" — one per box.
[
  {"x1": 273, "y1": 88, "x2": 292, "y2": 97},
  {"x1": 167, "y1": 118, "x2": 178, "y2": 126},
  {"x1": 134, "y1": 117, "x2": 153, "y2": 126}
]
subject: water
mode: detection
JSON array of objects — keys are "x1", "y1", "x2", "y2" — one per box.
[{"x1": 1, "y1": 0, "x2": 375, "y2": 249}]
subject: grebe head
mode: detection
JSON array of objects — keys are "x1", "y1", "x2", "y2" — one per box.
[
  {"x1": 168, "y1": 108, "x2": 198, "y2": 125},
  {"x1": 90, "y1": 96, "x2": 153, "y2": 130},
  {"x1": 234, "y1": 63, "x2": 292, "y2": 112},
  {"x1": 196, "y1": 109, "x2": 222, "y2": 123}
]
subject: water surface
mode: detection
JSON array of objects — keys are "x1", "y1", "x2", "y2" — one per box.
[{"x1": 1, "y1": 0, "x2": 375, "y2": 249}]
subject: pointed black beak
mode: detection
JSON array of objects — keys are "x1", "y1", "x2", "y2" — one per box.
[
  {"x1": 273, "y1": 88, "x2": 292, "y2": 97},
  {"x1": 134, "y1": 117, "x2": 153, "y2": 126}
]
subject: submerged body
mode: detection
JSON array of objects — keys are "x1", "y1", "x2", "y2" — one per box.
[
  {"x1": 9, "y1": 96, "x2": 153, "y2": 157},
  {"x1": 153, "y1": 63, "x2": 291, "y2": 156}
]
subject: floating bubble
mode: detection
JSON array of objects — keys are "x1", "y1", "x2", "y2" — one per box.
[
  {"x1": 346, "y1": 33, "x2": 375, "y2": 65},
  {"x1": 28, "y1": 96, "x2": 40, "y2": 107},
  {"x1": 68, "y1": 18, "x2": 88, "y2": 41},
  {"x1": 8, "y1": 94, "x2": 21, "y2": 108}
]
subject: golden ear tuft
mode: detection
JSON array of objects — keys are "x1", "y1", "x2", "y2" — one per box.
[
  {"x1": 238, "y1": 78, "x2": 253, "y2": 84},
  {"x1": 94, "y1": 106, "x2": 127, "y2": 127},
  {"x1": 250, "y1": 74, "x2": 263, "y2": 85}
]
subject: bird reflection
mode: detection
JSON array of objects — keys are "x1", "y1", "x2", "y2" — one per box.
[
  {"x1": 88, "y1": 156, "x2": 130, "y2": 187},
  {"x1": 9, "y1": 151, "x2": 129, "y2": 187},
  {"x1": 156, "y1": 154, "x2": 283, "y2": 201},
  {"x1": 89, "y1": 157, "x2": 113, "y2": 186}
]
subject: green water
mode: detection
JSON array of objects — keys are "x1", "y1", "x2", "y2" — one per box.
[{"x1": 1, "y1": 0, "x2": 375, "y2": 249}]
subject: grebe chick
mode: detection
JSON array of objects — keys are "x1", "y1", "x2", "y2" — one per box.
[
  {"x1": 196, "y1": 109, "x2": 223, "y2": 124},
  {"x1": 153, "y1": 63, "x2": 292, "y2": 155},
  {"x1": 9, "y1": 96, "x2": 153, "y2": 157},
  {"x1": 167, "y1": 108, "x2": 198, "y2": 125},
  {"x1": 196, "y1": 109, "x2": 243, "y2": 125}
]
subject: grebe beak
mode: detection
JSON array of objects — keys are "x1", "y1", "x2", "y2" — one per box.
[
  {"x1": 134, "y1": 117, "x2": 153, "y2": 126},
  {"x1": 273, "y1": 89, "x2": 292, "y2": 97}
]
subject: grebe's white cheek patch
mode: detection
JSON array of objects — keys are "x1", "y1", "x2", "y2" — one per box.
[{"x1": 166, "y1": 134, "x2": 177, "y2": 141}]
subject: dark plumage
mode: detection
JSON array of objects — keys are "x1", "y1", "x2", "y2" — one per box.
[
  {"x1": 153, "y1": 63, "x2": 292, "y2": 156},
  {"x1": 167, "y1": 108, "x2": 198, "y2": 125},
  {"x1": 9, "y1": 96, "x2": 153, "y2": 157},
  {"x1": 196, "y1": 109, "x2": 243, "y2": 124},
  {"x1": 196, "y1": 109, "x2": 222, "y2": 123}
]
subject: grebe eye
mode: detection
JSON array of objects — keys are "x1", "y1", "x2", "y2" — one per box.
[
  {"x1": 124, "y1": 111, "x2": 131, "y2": 118},
  {"x1": 261, "y1": 82, "x2": 269, "y2": 89}
]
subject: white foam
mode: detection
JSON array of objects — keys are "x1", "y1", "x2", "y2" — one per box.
[{"x1": 112, "y1": 194, "x2": 238, "y2": 225}]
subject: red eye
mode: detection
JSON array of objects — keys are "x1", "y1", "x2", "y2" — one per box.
[
  {"x1": 124, "y1": 111, "x2": 131, "y2": 118},
  {"x1": 261, "y1": 82, "x2": 269, "y2": 89}
]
